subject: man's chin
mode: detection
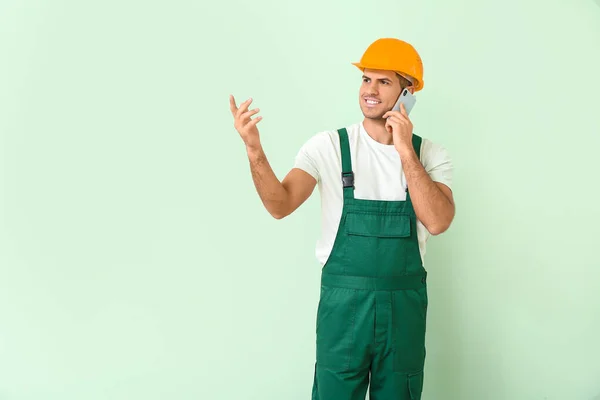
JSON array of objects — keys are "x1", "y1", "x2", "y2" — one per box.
[
  {"x1": 362, "y1": 111, "x2": 386, "y2": 121},
  {"x1": 360, "y1": 106, "x2": 387, "y2": 120}
]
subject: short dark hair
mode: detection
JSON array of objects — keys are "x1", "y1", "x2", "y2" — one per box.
[{"x1": 395, "y1": 73, "x2": 413, "y2": 89}]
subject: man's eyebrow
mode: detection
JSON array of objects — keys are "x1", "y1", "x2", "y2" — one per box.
[{"x1": 362, "y1": 75, "x2": 392, "y2": 82}]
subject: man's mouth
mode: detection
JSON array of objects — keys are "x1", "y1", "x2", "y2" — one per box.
[{"x1": 364, "y1": 97, "x2": 381, "y2": 107}]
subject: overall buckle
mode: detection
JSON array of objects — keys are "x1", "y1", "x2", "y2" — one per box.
[{"x1": 342, "y1": 172, "x2": 354, "y2": 188}]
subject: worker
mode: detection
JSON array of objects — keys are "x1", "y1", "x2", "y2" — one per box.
[{"x1": 229, "y1": 37, "x2": 455, "y2": 400}]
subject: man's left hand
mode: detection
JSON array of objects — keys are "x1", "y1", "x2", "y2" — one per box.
[{"x1": 383, "y1": 103, "x2": 413, "y2": 157}]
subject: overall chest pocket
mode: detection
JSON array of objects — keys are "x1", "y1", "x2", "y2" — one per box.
[{"x1": 344, "y1": 212, "x2": 412, "y2": 273}]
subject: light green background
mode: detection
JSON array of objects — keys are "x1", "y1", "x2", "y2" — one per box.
[{"x1": 1, "y1": 0, "x2": 600, "y2": 399}]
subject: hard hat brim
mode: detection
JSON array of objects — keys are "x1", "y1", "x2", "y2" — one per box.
[{"x1": 352, "y1": 62, "x2": 424, "y2": 91}]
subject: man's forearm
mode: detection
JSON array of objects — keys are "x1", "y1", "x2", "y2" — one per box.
[
  {"x1": 400, "y1": 148, "x2": 454, "y2": 235},
  {"x1": 246, "y1": 145, "x2": 289, "y2": 219}
]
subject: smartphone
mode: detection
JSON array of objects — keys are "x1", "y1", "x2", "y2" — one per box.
[{"x1": 391, "y1": 88, "x2": 416, "y2": 115}]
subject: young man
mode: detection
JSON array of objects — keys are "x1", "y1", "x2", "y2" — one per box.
[{"x1": 230, "y1": 38, "x2": 454, "y2": 400}]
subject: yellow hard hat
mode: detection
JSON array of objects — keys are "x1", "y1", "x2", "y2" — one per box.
[{"x1": 352, "y1": 38, "x2": 424, "y2": 91}]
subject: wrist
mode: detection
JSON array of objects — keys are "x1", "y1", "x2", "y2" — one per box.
[
  {"x1": 398, "y1": 145, "x2": 417, "y2": 163},
  {"x1": 246, "y1": 142, "x2": 264, "y2": 158}
]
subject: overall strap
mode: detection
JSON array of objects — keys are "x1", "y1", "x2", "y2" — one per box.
[
  {"x1": 412, "y1": 133, "x2": 422, "y2": 160},
  {"x1": 337, "y1": 128, "x2": 355, "y2": 200}
]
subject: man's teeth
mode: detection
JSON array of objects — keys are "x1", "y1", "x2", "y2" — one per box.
[{"x1": 366, "y1": 99, "x2": 380, "y2": 104}]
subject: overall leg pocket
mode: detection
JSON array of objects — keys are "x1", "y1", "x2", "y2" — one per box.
[
  {"x1": 407, "y1": 370, "x2": 424, "y2": 400},
  {"x1": 315, "y1": 286, "x2": 358, "y2": 370},
  {"x1": 392, "y1": 288, "x2": 428, "y2": 373}
]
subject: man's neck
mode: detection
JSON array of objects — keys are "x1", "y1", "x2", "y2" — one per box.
[{"x1": 362, "y1": 118, "x2": 393, "y2": 145}]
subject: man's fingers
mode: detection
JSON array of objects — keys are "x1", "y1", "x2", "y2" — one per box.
[
  {"x1": 389, "y1": 114, "x2": 409, "y2": 125},
  {"x1": 236, "y1": 98, "x2": 253, "y2": 118},
  {"x1": 241, "y1": 108, "x2": 260, "y2": 120},
  {"x1": 385, "y1": 109, "x2": 410, "y2": 122},
  {"x1": 383, "y1": 111, "x2": 404, "y2": 120},
  {"x1": 246, "y1": 115, "x2": 263, "y2": 128},
  {"x1": 387, "y1": 116, "x2": 403, "y2": 125},
  {"x1": 229, "y1": 94, "x2": 238, "y2": 115}
]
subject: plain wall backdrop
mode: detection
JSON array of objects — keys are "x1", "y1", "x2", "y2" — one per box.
[{"x1": 1, "y1": 0, "x2": 600, "y2": 399}]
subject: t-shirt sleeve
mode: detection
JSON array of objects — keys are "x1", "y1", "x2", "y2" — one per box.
[
  {"x1": 293, "y1": 133, "x2": 324, "y2": 183},
  {"x1": 421, "y1": 139, "x2": 453, "y2": 189}
]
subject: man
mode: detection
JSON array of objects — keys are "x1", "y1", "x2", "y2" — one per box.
[{"x1": 229, "y1": 38, "x2": 454, "y2": 400}]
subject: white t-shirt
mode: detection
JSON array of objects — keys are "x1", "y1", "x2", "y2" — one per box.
[{"x1": 293, "y1": 121, "x2": 453, "y2": 266}]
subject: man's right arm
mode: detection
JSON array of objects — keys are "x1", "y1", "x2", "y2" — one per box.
[
  {"x1": 230, "y1": 94, "x2": 316, "y2": 219},
  {"x1": 246, "y1": 145, "x2": 316, "y2": 219}
]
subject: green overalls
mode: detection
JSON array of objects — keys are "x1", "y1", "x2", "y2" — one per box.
[{"x1": 311, "y1": 128, "x2": 429, "y2": 400}]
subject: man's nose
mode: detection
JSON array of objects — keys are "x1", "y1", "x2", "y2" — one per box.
[{"x1": 365, "y1": 82, "x2": 379, "y2": 96}]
